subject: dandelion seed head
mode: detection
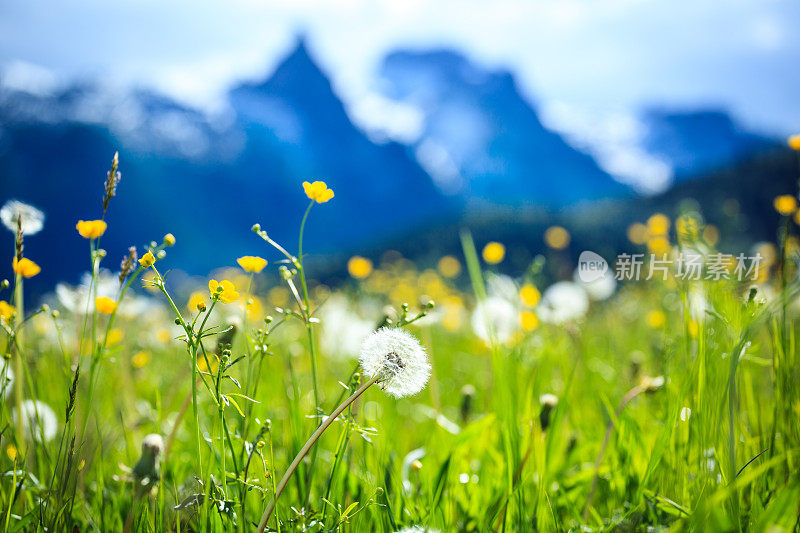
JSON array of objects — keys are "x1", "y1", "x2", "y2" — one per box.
[
  {"x1": 536, "y1": 282, "x2": 589, "y2": 324},
  {"x1": 0, "y1": 200, "x2": 45, "y2": 236},
  {"x1": 359, "y1": 327, "x2": 430, "y2": 398},
  {"x1": 394, "y1": 527, "x2": 441, "y2": 533},
  {"x1": 471, "y1": 296, "x2": 518, "y2": 343},
  {"x1": 15, "y1": 399, "x2": 58, "y2": 442}
]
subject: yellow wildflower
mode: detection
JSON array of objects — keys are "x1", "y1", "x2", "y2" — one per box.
[
  {"x1": 347, "y1": 256, "x2": 373, "y2": 279},
  {"x1": 773, "y1": 195, "x2": 797, "y2": 216},
  {"x1": 520, "y1": 311, "x2": 539, "y2": 331},
  {"x1": 76, "y1": 219, "x2": 107, "y2": 239},
  {"x1": 237, "y1": 255, "x2": 267, "y2": 273},
  {"x1": 646, "y1": 310, "x2": 666, "y2": 329},
  {"x1": 6, "y1": 444, "x2": 17, "y2": 461},
  {"x1": 627, "y1": 222, "x2": 648, "y2": 245},
  {"x1": 106, "y1": 328, "x2": 123, "y2": 346},
  {"x1": 302, "y1": 180, "x2": 334, "y2": 203},
  {"x1": 544, "y1": 226, "x2": 570, "y2": 249},
  {"x1": 688, "y1": 319, "x2": 699, "y2": 338},
  {"x1": 795, "y1": 209, "x2": 800, "y2": 227},
  {"x1": 131, "y1": 350, "x2": 150, "y2": 368},
  {"x1": 163, "y1": 233, "x2": 176, "y2": 247},
  {"x1": 437, "y1": 255, "x2": 461, "y2": 278},
  {"x1": 703, "y1": 225, "x2": 720, "y2": 246},
  {"x1": 95, "y1": 296, "x2": 117, "y2": 315},
  {"x1": 156, "y1": 328, "x2": 171, "y2": 343},
  {"x1": 647, "y1": 236, "x2": 671, "y2": 256},
  {"x1": 12, "y1": 257, "x2": 40, "y2": 278},
  {"x1": 647, "y1": 213, "x2": 670, "y2": 236},
  {"x1": 482, "y1": 242, "x2": 505, "y2": 264},
  {"x1": 0, "y1": 301, "x2": 15, "y2": 322},
  {"x1": 788, "y1": 134, "x2": 800, "y2": 151},
  {"x1": 188, "y1": 291, "x2": 207, "y2": 312},
  {"x1": 139, "y1": 251, "x2": 156, "y2": 268},
  {"x1": 209, "y1": 279, "x2": 240, "y2": 304},
  {"x1": 519, "y1": 285, "x2": 541, "y2": 308}
]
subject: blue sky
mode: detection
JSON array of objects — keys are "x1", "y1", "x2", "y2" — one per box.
[{"x1": 1, "y1": 0, "x2": 798, "y2": 137}]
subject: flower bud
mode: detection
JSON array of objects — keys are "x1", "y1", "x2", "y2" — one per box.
[
  {"x1": 163, "y1": 233, "x2": 176, "y2": 247},
  {"x1": 156, "y1": 250, "x2": 166, "y2": 260},
  {"x1": 1, "y1": 280, "x2": 9, "y2": 290},
  {"x1": 251, "y1": 224, "x2": 261, "y2": 232}
]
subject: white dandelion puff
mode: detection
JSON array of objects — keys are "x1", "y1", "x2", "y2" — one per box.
[
  {"x1": 0, "y1": 200, "x2": 45, "y2": 236},
  {"x1": 536, "y1": 282, "x2": 589, "y2": 324},
  {"x1": 394, "y1": 527, "x2": 441, "y2": 533},
  {"x1": 471, "y1": 296, "x2": 518, "y2": 343},
  {"x1": 15, "y1": 399, "x2": 58, "y2": 442},
  {"x1": 358, "y1": 327, "x2": 430, "y2": 398},
  {"x1": 573, "y1": 267, "x2": 616, "y2": 301}
]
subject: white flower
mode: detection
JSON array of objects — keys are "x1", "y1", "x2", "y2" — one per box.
[
  {"x1": 319, "y1": 294, "x2": 375, "y2": 360},
  {"x1": 537, "y1": 282, "x2": 589, "y2": 324},
  {"x1": 471, "y1": 296, "x2": 518, "y2": 343},
  {"x1": 0, "y1": 200, "x2": 45, "y2": 235},
  {"x1": 573, "y1": 267, "x2": 616, "y2": 301},
  {"x1": 15, "y1": 399, "x2": 58, "y2": 442},
  {"x1": 359, "y1": 327, "x2": 430, "y2": 398}
]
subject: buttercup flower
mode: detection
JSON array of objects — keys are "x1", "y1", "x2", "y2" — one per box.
[
  {"x1": 188, "y1": 291, "x2": 206, "y2": 312},
  {"x1": 76, "y1": 220, "x2": 107, "y2": 239},
  {"x1": 773, "y1": 195, "x2": 797, "y2": 216},
  {"x1": 0, "y1": 301, "x2": 15, "y2": 322},
  {"x1": 302, "y1": 180, "x2": 334, "y2": 203},
  {"x1": 209, "y1": 279, "x2": 240, "y2": 303},
  {"x1": 139, "y1": 251, "x2": 156, "y2": 268},
  {"x1": 347, "y1": 256, "x2": 373, "y2": 279},
  {"x1": 12, "y1": 257, "x2": 41, "y2": 278},
  {"x1": 788, "y1": 134, "x2": 800, "y2": 151},
  {"x1": 646, "y1": 310, "x2": 667, "y2": 329},
  {"x1": 14, "y1": 399, "x2": 58, "y2": 442},
  {"x1": 519, "y1": 285, "x2": 541, "y2": 307},
  {"x1": 95, "y1": 296, "x2": 117, "y2": 315},
  {"x1": 544, "y1": 226, "x2": 570, "y2": 249},
  {"x1": 482, "y1": 242, "x2": 505, "y2": 264},
  {"x1": 237, "y1": 256, "x2": 267, "y2": 273},
  {"x1": 0, "y1": 200, "x2": 44, "y2": 236},
  {"x1": 359, "y1": 327, "x2": 431, "y2": 398}
]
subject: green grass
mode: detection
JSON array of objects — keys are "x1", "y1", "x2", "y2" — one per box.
[{"x1": 1, "y1": 161, "x2": 800, "y2": 532}]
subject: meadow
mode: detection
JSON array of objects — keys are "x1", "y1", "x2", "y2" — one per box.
[{"x1": 1, "y1": 144, "x2": 800, "y2": 532}]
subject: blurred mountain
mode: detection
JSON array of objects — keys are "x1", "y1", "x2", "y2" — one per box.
[{"x1": 377, "y1": 50, "x2": 631, "y2": 205}]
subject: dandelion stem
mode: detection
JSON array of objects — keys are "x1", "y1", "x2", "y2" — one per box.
[{"x1": 256, "y1": 375, "x2": 379, "y2": 533}]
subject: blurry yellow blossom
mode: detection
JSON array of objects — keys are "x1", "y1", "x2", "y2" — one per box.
[
  {"x1": 209, "y1": 279, "x2": 239, "y2": 303},
  {"x1": 198, "y1": 355, "x2": 218, "y2": 374},
  {"x1": 646, "y1": 310, "x2": 666, "y2": 329},
  {"x1": 482, "y1": 242, "x2": 505, "y2": 264},
  {"x1": 303, "y1": 180, "x2": 334, "y2": 203},
  {"x1": 703, "y1": 225, "x2": 719, "y2": 246},
  {"x1": 6, "y1": 444, "x2": 17, "y2": 461},
  {"x1": 139, "y1": 251, "x2": 155, "y2": 268},
  {"x1": 520, "y1": 311, "x2": 539, "y2": 331},
  {"x1": 163, "y1": 233, "x2": 176, "y2": 247},
  {"x1": 0, "y1": 301, "x2": 15, "y2": 322},
  {"x1": 647, "y1": 213, "x2": 670, "y2": 236},
  {"x1": 795, "y1": 210, "x2": 800, "y2": 226},
  {"x1": 156, "y1": 328, "x2": 171, "y2": 343},
  {"x1": 131, "y1": 350, "x2": 150, "y2": 368},
  {"x1": 237, "y1": 256, "x2": 267, "y2": 273},
  {"x1": 437, "y1": 255, "x2": 461, "y2": 278},
  {"x1": 788, "y1": 134, "x2": 800, "y2": 151},
  {"x1": 245, "y1": 296, "x2": 264, "y2": 319},
  {"x1": 106, "y1": 328, "x2": 123, "y2": 346},
  {"x1": 95, "y1": 296, "x2": 117, "y2": 315},
  {"x1": 188, "y1": 291, "x2": 206, "y2": 312},
  {"x1": 647, "y1": 236, "x2": 671, "y2": 256},
  {"x1": 688, "y1": 320, "x2": 699, "y2": 338},
  {"x1": 347, "y1": 256, "x2": 373, "y2": 279},
  {"x1": 627, "y1": 223, "x2": 648, "y2": 245},
  {"x1": 520, "y1": 285, "x2": 541, "y2": 308},
  {"x1": 76, "y1": 219, "x2": 107, "y2": 239},
  {"x1": 268, "y1": 286, "x2": 290, "y2": 307},
  {"x1": 544, "y1": 226, "x2": 570, "y2": 249},
  {"x1": 13, "y1": 257, "x2": 40, "y2": 278},
  {"x1": 676, "y1": 214, "x2": 700, "y2": 243},
  {"x1": 773, "y1": 195, "x2": 797, "y2": 216}
]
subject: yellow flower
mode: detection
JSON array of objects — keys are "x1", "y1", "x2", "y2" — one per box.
[
  {"x1": 647, "y1": 213, "x2": 670, "y2": 236},
  {"x1": 75, "y1": 219, "x2": 107, "y2": 239},
  {"x1": 437, "y1": 255, "x2": 461, "y2": 278},
  {"x1": 519, "y1": 285, "x2": 541, "y2": 308},
  {"x1": 12, "y1": 257, "x2": 40, "y2": 278},
  {"x1": 95, "y1": 296, "x2": 117, "y2": 314},
  {"x1": 139, "y1": 251, "x2": 156, "y2": 268},
  {"x1": 482, "y1": 241, "x2": 505, "y2": 264},
  {"x1": 6, "y1": 444, "x2": 17, "y2": 461},
  {"x1": 302, "y1": 180, "x2": 334, "y2": 203},
  {"x1": 156, "y1": 328, "x2": 171, "y2": 343},
  {"x1": 188, "y1": 291, "x2": 207, "y2": 312},
  {"x1": 520, "y1": 310, "x2": 539, "y2": 331},
  {"x1": 209, "y1": 279, "x2": 240, "y2": 304},
  {"x1": 646, "y1": 310, "x2": 666, "y2": 329},
  {"x1": 107, "y1": 328, "x2": 123, "y2": 346},
  {"x1": 244, "y1": 296, "x2": 264, "y2": 319},
  {"x1": 131, "y1": 350, "x2": 150, "y2": 368},
  {"x1": 237, "y1": 255, "x2": 267, "y2": 273},
  {"x1": 163, "y1": 233, "x2": 176, "y2": 247},
  {"x1": 544, "y1": 226, "x2": 570, "y2": 250},
  {"x1": 627, "y1": 223, "x2": 648, "y2": 245},
  {"x1": 0, "y1": 301, "x2": 15, "y2": 322},
  {"x1": 795, "y1": 209, "x2": 800, "y2": 227},
  {"x1": 347, "y1": 256, "x2": 373, "y2": 279},
  {"x1": 647, "y1": 236, "x2": 671, "y2": 256},
  {"x1": 773, "y1": 195, "x2": 797, "y2": 216},
  {"x1": 788, "y1": 134, "x2": 800, "y2": 151},
  {"x1": 687, "y1": 319, "x2": 699, "y2": 338},
  {"x1": 702, "y1": 225, "x2": 719, "y2": 246}
]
